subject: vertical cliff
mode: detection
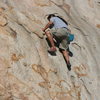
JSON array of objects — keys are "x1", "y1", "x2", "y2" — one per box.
[{"x1": 0, "y1": 0, "x2": 100, "y2": 100}]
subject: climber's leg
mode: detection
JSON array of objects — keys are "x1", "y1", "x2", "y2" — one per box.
[
  {"x1": 62, "y1": 50, "x2": 71, "y2": 71},
  {"x1": 45, "y1": 31, "x2": 56, "y2": 52},
  {"x1": 62, "y1": 50, "x2": 70, "y2": 63},
  {"x1": 58, "y1": 38, "x2": 71, "y2": 71}
]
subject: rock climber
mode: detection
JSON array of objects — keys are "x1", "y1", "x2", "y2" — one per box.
[{"x1": 42, "y1": 14, "x2": 72, "y2": 71}]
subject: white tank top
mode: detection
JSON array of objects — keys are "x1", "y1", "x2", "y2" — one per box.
[{"x1": 50, "y1": 17, "x2": 68, "y2": 28}]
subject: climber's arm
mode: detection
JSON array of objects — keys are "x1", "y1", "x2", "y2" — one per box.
[{"x1": 42, "y1": 21, "x2": 53, "y2": 32}]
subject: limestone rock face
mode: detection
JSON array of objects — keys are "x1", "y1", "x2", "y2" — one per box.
[{"x1": 0, "y1": 0, "x2": 100, "y2": 100}]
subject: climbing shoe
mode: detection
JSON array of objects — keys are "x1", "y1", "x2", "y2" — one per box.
[
  {"x1": 48, "y1": 47, "x2": 56, "y2": 52},
  {"x1": 48, "y1": 47, "x2": 57, "y2": 56},
  {"x1": 48, "y1": 50, "x2": 56, "y2": 56},
  {"x1": 67, "y1": 62, "x2": 71, "y2": 71},
  {"x1": 67, "y1": 48, "x2": 73, "y2": 57},
  {"x1": 68, "y1": 51, "x2": 73, "y2": 57}
]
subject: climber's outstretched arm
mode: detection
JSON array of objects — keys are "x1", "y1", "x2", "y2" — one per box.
[{"x1": 42, "y1": 21, "x2": 53, "y2": 32}]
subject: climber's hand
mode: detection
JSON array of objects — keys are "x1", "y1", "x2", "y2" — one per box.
[
  {"x1": 42, "y1": 28, "x2": 45, "y2": 32},
  {"x1": 42, "y1": 28, "x2": 46, "y2": 35}
]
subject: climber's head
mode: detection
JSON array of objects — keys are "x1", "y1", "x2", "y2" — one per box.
[{"x1": 47, "y1": 14, "x2": 55, "y2": 21}]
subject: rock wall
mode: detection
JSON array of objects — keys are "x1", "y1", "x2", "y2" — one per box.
[{"x1": 0, "y1": 0, "x2": 100, "y2": 100}]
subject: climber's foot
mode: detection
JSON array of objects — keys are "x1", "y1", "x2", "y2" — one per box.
[
  {"x1": 67, "y1": 62, "x2": 71, "y2": 71},
  {"x1": 68, "y1": 51, "x2": 73, "y2": 57},
  {"x1": 67, "y1": 48, "x2": 73, "y2": 57},
  {"x1": 48, "y1": 47, "x2": 56, "y2": 52},
  {"x1": 48, "y1": 47, "x2": 57, "y2": 56}
]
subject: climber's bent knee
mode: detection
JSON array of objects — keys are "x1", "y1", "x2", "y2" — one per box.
[{"x1": 45, "y1": 31, "x2": 52, "y2": 37}]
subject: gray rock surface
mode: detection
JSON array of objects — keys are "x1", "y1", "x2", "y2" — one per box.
[{"x1": 0, "y1": 0, "x2": 100, "y2": 100}]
